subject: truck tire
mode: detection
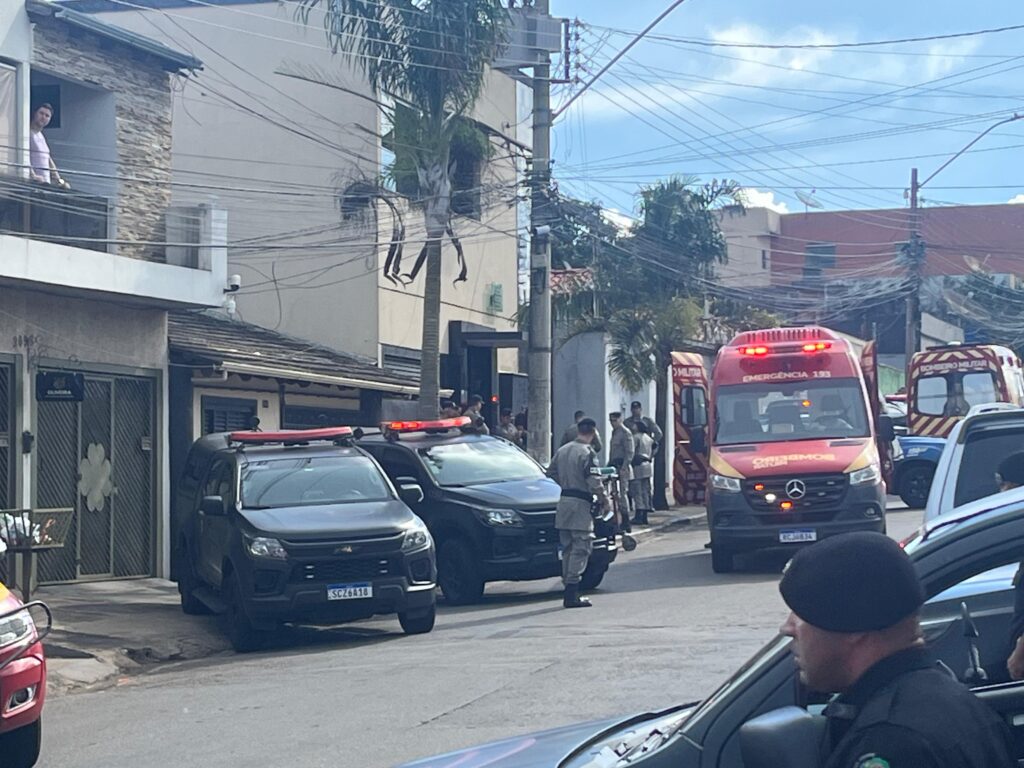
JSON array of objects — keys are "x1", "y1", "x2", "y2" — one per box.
[
  {"x1": 437, "y1": 539, "x2": 485, "y2": 605},
  {"x1": 0, "y1": 718, "x2": 41, "y2": 768},
  {"x1": 223, "y1": 570, "x2": 267, "y2": 653},
  {"x1": 579, "y1": 561, "x2": 608, "y2": 591},
  {"x1": 399, "y1": 605, "x2": 436, "y2": 635},
  {"x1": 711, "y1": 544, "x2": 735, "y2": 574},
  {"x1": 177, "y1": 543, "x2": 211, "y2": 616},
  {"x1": 898, "y1": 465, "x2": 934, "y2": 509}
]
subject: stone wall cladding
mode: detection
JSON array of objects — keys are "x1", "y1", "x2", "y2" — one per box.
[{"x1": 32, "y1": 18, "x2": 174, "y2": 262}]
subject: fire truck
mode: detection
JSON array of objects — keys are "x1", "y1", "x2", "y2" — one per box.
[
  {"x1": 683, "y1": 327, "x2": 893, "y2": 573},
  {"x1": 907, "y1": 343, "x2": 1024, "y2": 438}
]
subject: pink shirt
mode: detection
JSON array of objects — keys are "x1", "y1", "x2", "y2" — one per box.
[{"x1": 29, "y1": 130, "x2": 51, "y2": 182}]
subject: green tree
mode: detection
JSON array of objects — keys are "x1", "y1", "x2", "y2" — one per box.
[{"x1": 299, "y1": 0, "x2": 508, "y2": 415}]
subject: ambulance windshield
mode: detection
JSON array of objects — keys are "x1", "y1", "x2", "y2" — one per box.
[{"x1": 714, "y1": 378, "x2": 870, "y2": 445}]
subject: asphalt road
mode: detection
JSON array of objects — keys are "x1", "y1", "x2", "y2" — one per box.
[{"x1": 43, "y1": 506, "x2": 923, "y2": 768}]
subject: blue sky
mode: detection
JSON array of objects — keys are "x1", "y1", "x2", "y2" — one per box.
[{"x1": 548, "y1": 0, "x2": 1024, "y2": 220}]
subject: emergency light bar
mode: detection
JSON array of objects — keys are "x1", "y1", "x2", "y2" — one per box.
[
  {"x1": 739, "y1": 341, "x2": 832, "y2": 357},
  {"x1": 228, "y1": 426, "x2": 355, "y2": 445},
  {"x1": 740, "y1": 345, "x2": 770, "y2": 356},
  {"x1": 384, "y1": 416, "x2": 471, "y2": 433},
  {"x1": 801, "y1": 341, "x2": 832, "y2": 353}
]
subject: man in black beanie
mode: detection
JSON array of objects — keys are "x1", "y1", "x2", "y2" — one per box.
[{"x1": 779, "y1": 532, "x2": 1014, "y2": 768}]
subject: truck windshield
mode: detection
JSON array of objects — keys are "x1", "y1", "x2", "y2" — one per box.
[
  {"x1": 241, "y1": 456, "x2": 391, "y2": 508},
  {"x1": 715, "y1": 378, "x2": 870, "y2": 445},
  {"x1": 916, "y1": 371, "x2": 998, "y2": 418},
  {"x1": 418, "y1": 439, "x2": 544, "y2": 487}
]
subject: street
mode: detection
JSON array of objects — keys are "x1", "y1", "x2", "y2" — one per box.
[{"x1": 42, "y1": 506, "x2": 921, "y2": 768}]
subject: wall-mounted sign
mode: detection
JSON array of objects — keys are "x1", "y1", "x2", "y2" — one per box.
[{"x1": 36, "y1": 371, "x2": 85, "y2": 402}]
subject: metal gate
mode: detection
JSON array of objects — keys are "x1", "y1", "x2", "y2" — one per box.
[
  {"x1": 36, "y1": 372, "x2": 156, "y2": 583},
  {"x1": 0, "y1": 363, "x2": 13, "y2": 583}
]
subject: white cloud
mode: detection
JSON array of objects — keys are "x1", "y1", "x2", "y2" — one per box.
[
  {"x1": 1009, "y1": 194, "x2": 1024, "y2": 205},
  {"x1": 602, "y1": 208, "x2": 637, "y2": 233},
  {"x1": 740, "y1": 188, "x2": 789, "y2": 214}
]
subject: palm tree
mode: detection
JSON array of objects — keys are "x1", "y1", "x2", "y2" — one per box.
[{"x1": 298, "y1": 0, "x2": 509, "y2": 416}]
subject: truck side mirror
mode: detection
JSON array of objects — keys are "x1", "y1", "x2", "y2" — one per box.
[
  {"x1": 200, "y1": 495, "x2": 226, "y2": 517},
  {"x1": 739, "y1": 706, "x2": 827, "y2": 768},
  {"x1": 691, "y1": 427, "x2": 707, "y2": 455},
  {"x1": 396, "y1": 477, "x2": 424, "y2": 505},
  {"x1": 878, "y1": 415, "x2": 896, "y2": 443}
]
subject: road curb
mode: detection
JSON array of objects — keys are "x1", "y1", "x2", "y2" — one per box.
[{"x1": 630, "y1": 509, "x2": 706, "y2": 542}]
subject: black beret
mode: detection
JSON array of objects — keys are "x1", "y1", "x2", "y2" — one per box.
[{"x1": 779, "y1": 532, "x2": 924, "y2": 633}]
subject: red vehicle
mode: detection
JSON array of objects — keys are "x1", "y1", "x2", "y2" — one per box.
[
  {"x1": 0, "y1": 583, "x2": 50, "y2": 768},
  {"x1": 691, "y1": 327, "x2": 890, "y2": 573},
  {"x1": 908, "y1": 343, "x2": 1024, "y2": 437}
]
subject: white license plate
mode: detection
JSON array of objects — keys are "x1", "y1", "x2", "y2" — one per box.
[
  {"x1": 779, "y1": 529, "x2": 817, "y2": 543},
  {"x1": 327, "y1": 583, "x2": 373, "y2": 600}
]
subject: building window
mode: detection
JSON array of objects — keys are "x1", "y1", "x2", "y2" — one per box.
[
  {"x1": 803, "y1": 242, "x2": 836, "y2": 281},
  {"x1": 0, "y1": 63, "x2": 16, "y2": 177},
  {"x1": 201, "y1": 396, "x2": 257, "y2": 435},
  {"x1": 451, "y1": 143, "x2": 483, "y2": 220},
  {"x1": 761, "y1": 249, "x2": 769, "y2": 270},
  {"x1": 283, "y1": 405, "x2": 364, "y2": 429}
]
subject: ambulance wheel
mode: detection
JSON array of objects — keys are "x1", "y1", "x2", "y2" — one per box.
[{"x1": 711, "y1": 545, "x2": 735, "y2": 574}]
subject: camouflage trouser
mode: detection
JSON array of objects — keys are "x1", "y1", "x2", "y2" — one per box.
[
  {"x1": 629, "y1": 477, "x2": 652, "y2": 514},
  {"x1": 559, "y1": 528, "x2": 593, "y2": 586}
]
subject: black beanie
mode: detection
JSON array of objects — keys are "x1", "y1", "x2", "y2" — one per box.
[{"x1": 779, "y1": 532, "x2": 925, "y2": 633}]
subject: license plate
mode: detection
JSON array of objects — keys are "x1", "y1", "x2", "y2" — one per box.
[
  {"x1": 779, "y1": 529, "x2": 817, "y2": 543},
  {"x1": 327, "y1": 583, "x2": 372, "y2": 600}
]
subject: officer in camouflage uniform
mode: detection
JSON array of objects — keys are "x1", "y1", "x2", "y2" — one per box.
[{"x1": 546, "y1": 418, "x2": 608, "y2": 608}]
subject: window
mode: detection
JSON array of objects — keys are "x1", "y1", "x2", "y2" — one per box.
[
  {"x1": 917, "y1": 372, "x2": 999, "y2": 417},
  {"x1": 803, "y1": 242, "x2": 835, "y2": 281},
  {"x1": 682, "y1": 387, "x2": 708, "y2": 427},
  {"x1": 451, "y1": 147, "x2": 483, "y2": 219},
  {"x1": 953, "y1": 426, "x2": 1024, "y2": 508},
  {"x1": 203, "y1": 460, "x2": 236, "y2": 508},
  {"x1": 0, "y1": 63, "x2": 15, "y2": 177},
  {"x1": 418, "y1": 439, "x2": 544, "y2": 487},
  {"x1": 241, "y1": 455, "x2": 391, "y2": 508},
  {"x1": 201, "y1": 396, "x2": 257, "y2": 435},
  {"x1": 761, "y1": 249, "x2": 769, "y2": 270}
]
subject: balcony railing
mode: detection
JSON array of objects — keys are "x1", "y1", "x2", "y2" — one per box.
[{"x1": 0, "y1": 175, "x2": 109, "y2": 253}]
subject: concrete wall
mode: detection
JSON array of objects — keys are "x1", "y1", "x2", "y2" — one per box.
[
  {"x1": 1, "y1": 3, "x2": 34, "y2": 179},
  {"x1": 32, "y1": 16, "x2": 174, "y2": 262},
  {"x1": 717, "y1": 206, "x2": 777, "y2": 287}
]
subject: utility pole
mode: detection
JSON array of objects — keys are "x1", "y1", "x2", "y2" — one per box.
[
  {"x1": 903, "y1": 167, "x2": 922, "y2": 374},
  {"x1": 527, "y1": 0, "x2": 553, "y2": 464}
]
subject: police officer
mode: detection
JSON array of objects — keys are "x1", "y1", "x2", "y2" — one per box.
[
  {"x1": 546, "y1": 418, "x2": 608, "y2": 609},
  {"x1": 778, "y1": 532, "x2": 1015, "y2": 768},
  {"x1": 608, "y1": 412, "x2": 635, "y2": 529},
  {"x1": 560, "y1": 410, "x2": 603, "y2": 455},
  {"x1": 995, "y1": 452, "x2": 1024, "y2": 679},
  {"x1": 623, "y1": 401, "x2": 663, "y2": 448}
]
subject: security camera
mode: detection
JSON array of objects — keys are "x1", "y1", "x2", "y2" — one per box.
[
  {"x1": 532, "y1": 225, "x2": 551, "y2": 238},
  {"x1": 225, "y1": 274, "x2": 241, "y2": 293}
]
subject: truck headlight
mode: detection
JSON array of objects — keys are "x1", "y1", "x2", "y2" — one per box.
[
  {"x1": 473, "y1": 507, "x2": 524, "y2": 527},
  {"x1": 710, "y1": 474, "x2": 742, "y2": 493},
  {"x1": 0, "y1": 609, "x2": 35, "y2": 649},
  {"x1": 849, "y1": 464, "x2": 881, "y2": 486},
  {"x1": 246, "y1": 536, "x2": 287, "y2": 560},
  {"x1": 402, "y1": 520, "x2": 433, "y2": 552}
]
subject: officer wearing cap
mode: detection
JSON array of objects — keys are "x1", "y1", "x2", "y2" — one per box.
[
  {"x1": 778, "y1": 532, "x2": 1014, "y2": 768},
  {"x1": 546, "y1": 418, "x2": 608, "y2": 609},
  {"x1": 995, "y1": 452, "x2": 1024, "y2": 679}
]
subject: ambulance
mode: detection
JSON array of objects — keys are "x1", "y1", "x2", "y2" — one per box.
[{"x1": 690, "y1": 327, "x2": 892, "y2": 573}]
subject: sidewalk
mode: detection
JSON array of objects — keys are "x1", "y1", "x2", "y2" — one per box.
[{"x1": 38, "y1": 505, "x2": 704, "y2": 694}]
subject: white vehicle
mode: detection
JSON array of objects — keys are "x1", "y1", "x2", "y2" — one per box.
[{"x1": 923, "y1": 402, "x2": 1024, "y2": 523}]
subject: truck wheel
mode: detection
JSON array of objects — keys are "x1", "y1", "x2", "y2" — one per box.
[
  {"x1": 223, "y1": 571, "x2": 267, "y2": 653},
  {"x1": 0, "y1": 718, "x2": 41, "y2": 768},
  {"x1": 579, "y1": 562, "x2": 607, "y2": 591},
  {"x1": 437, "y1": 539, "x2": 485, "y2": 605},
  {"x1": 399, "y1": 605, "x2": 436, "y2": 635},
  {"x1": 177, "y1": 544, "x2": 211, "y2": 616},
  {"x1": 898, "y1": 465, "x2": 934, "y2": 509},
  {"x1": 711, "y1": 545, "x2": 735, "y2": 574}
]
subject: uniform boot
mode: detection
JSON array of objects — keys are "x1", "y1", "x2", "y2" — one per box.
[{"x1": 563, "y1": 583, "x2": 592, "y2": 608}]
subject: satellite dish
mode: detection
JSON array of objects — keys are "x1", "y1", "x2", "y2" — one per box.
[
  {"x1": 795, "y1": 190, "x2": 824, "y2": 210},
  {"x1": 963, "y1": 254, "x2": 990, "y2": 274}
]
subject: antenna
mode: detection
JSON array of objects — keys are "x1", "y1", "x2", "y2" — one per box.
[{"x1": 795, "y1": 190, "x2": 824, "y2": 212}]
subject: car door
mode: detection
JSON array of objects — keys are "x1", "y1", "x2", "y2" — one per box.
[
  {"x1": 371, "y1": 445, "x2": 432, "y2": 514},
  {"x1": 198, "y1": 458, "x2": 236, "y2": 588},
  {"x1": 672, "y1": 352, "x2": 710, "y2": 506},
  {"x1": 689, "y1": 502, "x2": 1024, "y2": 767}
]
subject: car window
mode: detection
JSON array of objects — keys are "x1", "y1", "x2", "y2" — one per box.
[
  {"x1": 918, "y1": 376, "x2": 949, "y2": 416},
  {"x1": 204, "y1": 460, "x2": 235, "y2": 506},
  {"x1": 918, "y1": 372, "x2": 999, "y2": 417},
  {"x1": 953, "y1": 428, "x2": 1024, "y2": 508},
  {"x1": 240, "y1": 455, "x2": 391, "y2": 508},
  {"x1": 379, "y1": 447, "x2": 421, "y2": 483},
  {"x1": 418, "y1": 439, "x2": 544, "y2": 487},
  {"x1": 964, "y1": 372, "x2": 999, "y2": 408}
]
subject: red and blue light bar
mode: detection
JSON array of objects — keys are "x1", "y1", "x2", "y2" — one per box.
[{"x1": 385, "y1": 416, "x2": 471, "y2": 433}]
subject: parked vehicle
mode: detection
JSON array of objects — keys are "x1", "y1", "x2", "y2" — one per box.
[
  {"x1": 892, "y1": 433, "x2": 945, "y2": 508},
  {"x1": 690, "y1": 327, "x2": 890, "y2": 573},
  {"x1": 399, "y1": 493, "x2": 1024, "y2": 768},
  {"x1": 0, "y1": 584, "x2": 50, "y2": 768},
  {"x1": 923, "y1": 403, "x2": 1024, "y2": 523},
  {"x1": 175, "y1": 427, "x2": 436, "y2": 651},
  {"x1": 907, "y1": 342, "x2": 1024, "y2": 437},
  {"x1": 358, "y1": 417, "x2": 619, "y2": 604}
]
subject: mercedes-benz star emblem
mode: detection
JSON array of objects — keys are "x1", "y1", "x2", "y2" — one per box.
[{"x1": 785, "y1": 479, "x2": 807, "y2": 500}]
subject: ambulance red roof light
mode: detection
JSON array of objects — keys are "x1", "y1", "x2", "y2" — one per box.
[
  {"x1": 740, "y1": 345, "x2": 770, "y2": 356},
  {"x1": 385, "y1": 416, "x2": 471, "y2": 433},
  {"x1": 802, "y1": 341, "x2": 831, "y2": 353}
]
